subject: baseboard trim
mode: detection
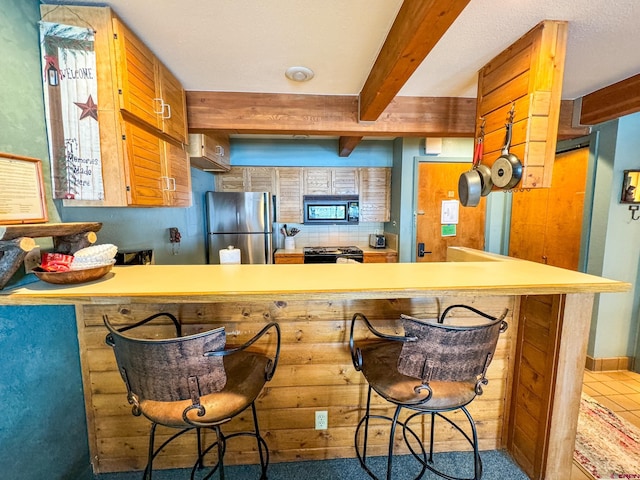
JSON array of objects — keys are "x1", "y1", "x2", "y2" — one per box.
[{"x1": 585, "y1": 355, "x2": 632, "y2": 372}]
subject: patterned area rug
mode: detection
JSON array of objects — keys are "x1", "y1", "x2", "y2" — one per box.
[{"x1": 574, "y1": 393, "x2": 640, "y2": 479}]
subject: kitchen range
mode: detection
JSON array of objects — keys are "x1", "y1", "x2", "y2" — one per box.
[{"x1": 303, "y1": 246, "x2": 364, "y2": 263}]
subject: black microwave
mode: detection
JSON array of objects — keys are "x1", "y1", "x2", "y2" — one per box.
[{"x1": 303, "y1": 195, "x2": 359, "y2": 225}]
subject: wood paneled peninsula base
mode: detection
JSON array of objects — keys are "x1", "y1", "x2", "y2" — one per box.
[{"x1": 0, "y1": 249, "x2": 628, "y2": 479}]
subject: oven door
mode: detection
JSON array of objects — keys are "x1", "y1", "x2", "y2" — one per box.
[{"x1": 304, "y1": 254, "x2": 338, "y2": 264}]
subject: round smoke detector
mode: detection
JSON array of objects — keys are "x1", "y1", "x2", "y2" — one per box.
[{"x1": 285, "y1": 66, "x2": 314, "y2": 82}]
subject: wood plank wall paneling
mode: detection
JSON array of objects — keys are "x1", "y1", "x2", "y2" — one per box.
[
  {"x1": 507, "y1": 295, "x2": 563, "y2": 479},
  {"x1": 475, "y1": 20, "x2": 568, "y2": 189},
  {"x1": 79, "y1": 296, "x2": 516, "y2": 473}
]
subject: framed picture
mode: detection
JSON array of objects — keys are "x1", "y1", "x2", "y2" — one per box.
[
  {"x1": 0, "y1": 152, "x2": 48, "y2": 225},
  {"x1": 621, "y1": 170, "x2": 640, "y2": 204}
]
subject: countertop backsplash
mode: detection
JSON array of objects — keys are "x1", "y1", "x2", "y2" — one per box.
[{"x1": 275, "y1": 222, "x2": 385, "y2": 248}]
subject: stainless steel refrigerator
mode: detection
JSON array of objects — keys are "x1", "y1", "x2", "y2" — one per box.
[{"x1": 205, "y1": 191, "x2": 274, "y2": 264}]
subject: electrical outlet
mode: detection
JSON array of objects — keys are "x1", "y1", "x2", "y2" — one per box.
[
  {"x1": 23, "y1": 247, "x2": 41, "y2": 273},
  {"x1": 315, "y1": 410, "x2": 328, "y2": 430}
]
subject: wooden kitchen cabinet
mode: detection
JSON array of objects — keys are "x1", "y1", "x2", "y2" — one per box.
[
  {"x1": 303, "y1": 168, "x2": 358, "y2": 195},
  {"x1": 40, "y1": 5, "x2": 191, "y2": 208},
  {"x1": 215, "y1": 167, "x2": 245, "y2": 192},
  {"x1": 188, "y1": 133, "x2": 230, "y2": 171},
  {"x1": 216, "y1": 166, "x2": 389, "y2": 223},
  {"x1": 359, "y1": 167, "x2": 391, "y2": 222},
  {"x1": 122, "y1": 122, "x2": 191, "y2": 207},
  {"x1": 113, "y1": 18, "x2": 188, "y2": 145},
  {"x1": 273, "y1": 251, "x2": 304, "y2": 264},
  {"x1": 276, "y1": 167, "x2": 304, "y2": 222},
  {"x1": 245, "y1": 167, "x2": 276, "y2": 192},
  {"x1": 363, "y1": 250, "x2": 398, "y2": 263},
  {"x1": 163, "y1": 141, "x2": 192, "y2": 207},
  {"x1": 215, "y1": 166, "x2": 276, "y2": 193}
]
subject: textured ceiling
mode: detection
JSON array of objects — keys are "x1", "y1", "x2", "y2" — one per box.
[{"x1": 49, "y1": 0, "x2": 640, "y2": 100}]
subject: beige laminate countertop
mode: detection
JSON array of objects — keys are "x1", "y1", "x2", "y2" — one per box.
[{"x1": 0, "y1": 253, "x2": 629, "y2": 305}]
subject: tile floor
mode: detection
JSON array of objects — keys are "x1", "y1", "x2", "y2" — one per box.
[{"x1": 571, "y1": 369, "x2": 640, "y2": 480}]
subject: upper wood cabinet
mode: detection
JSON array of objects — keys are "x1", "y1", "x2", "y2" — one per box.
[
  {"x1": 163, "y1": 141, "x2": 192, "y2": 207},
  {"x1": 113, "y1": 18, "x2": 188, "y2": 145},
  {"x1": 188, "y1": 133, "x2": 230, "y2": 171},
  {"x1": 121, "y1": 122, "x2": 191, "y2": 207},
  {"x1": 276, "y1": 168, "x2": 304, "y2": 223},
  {"x1": 215, "y1": 167, "x2": 276, "y2": 193},
  {"x1": 40, "y1": 5, "x2": 191, "y2": 208},
  {"x1": 215, "y1": 166, "x2": 245, "y2": 192},
  {"x1": 216, "y1": 166, "x2": 389, "y2": 223},
  {"x1": 359, "y1": 168, "x2": 391, "y2": 222},
  {"x1": 245, "y1": 167, "x2": 276, "y2": 192},
  {"x1": 303, "y1": 168, "x2": 358, "y2": 195}
]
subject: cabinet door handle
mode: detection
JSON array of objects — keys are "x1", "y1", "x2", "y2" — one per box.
[
  {"x1": 160, "y1": 176, "x2": 175, "y2": 191},
  {"x1": 153, "y1": 98, "x2": 164, "y2": 115},
  {"x1": 162, "y1": 102, "x2": 171, "y2": 119},
  {"x1": 215, "y1": 145, "x2": 225, "y2": 157}
]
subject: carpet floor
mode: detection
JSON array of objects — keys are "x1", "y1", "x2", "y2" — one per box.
[
  {"x1": 574, "y1": 392, "x2": 640, "y2": 479},
  {"x1": 95, "y1": 450, "x2": 528, "y2": 479}
]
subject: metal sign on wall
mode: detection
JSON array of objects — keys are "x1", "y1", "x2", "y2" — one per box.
[{"x1": 39, "y1": 21, "x2": 104, "y2": 201}]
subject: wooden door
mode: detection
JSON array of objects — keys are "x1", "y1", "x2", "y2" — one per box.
[
  {"x1": 416, "y1": 163, "x2": 486, "y2": 262},
  {"x1": 509, "y1": 147, "x2": 589, "y2": 270}
]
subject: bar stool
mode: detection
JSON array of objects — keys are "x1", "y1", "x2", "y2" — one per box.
[
  {"x1": 349, "y1": 305, "x2": 508, "y2": 480},
  {"x1": 104, "y1": 312, "x2": 281, "y2": 480}
]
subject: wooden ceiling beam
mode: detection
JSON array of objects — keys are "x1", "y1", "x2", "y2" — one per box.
[
  {"x1": 358, "y1": 0, "x2": 472, "y2": 122},
  {"x1": 187, "y1": 91, "x2": 476, "y2": 137},
  {"x1": 558, "y1": 100, "x2": 590, "y2": 139},
  {"x1": 187, "y1": 91, "x2": 586, "y2": 143},
  {"x1": 338, "y1": 136, "x2": 364, "y2": 157},
  {"x1": 579, "y1": 73, "x2": 640, "y2": 125}
]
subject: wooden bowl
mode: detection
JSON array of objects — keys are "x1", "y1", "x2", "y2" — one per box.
[{"x1": 34, "y1": 262, "x2": 114, "y2": 285}]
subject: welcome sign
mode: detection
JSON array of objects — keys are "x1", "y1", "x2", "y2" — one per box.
[{"x1": 40, "y1": 22, "x2": 104, "y2": 201}]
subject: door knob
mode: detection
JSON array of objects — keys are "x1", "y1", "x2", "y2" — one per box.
[{"x1": 417, "y1": 243, "x2": 432, "y2": 257}]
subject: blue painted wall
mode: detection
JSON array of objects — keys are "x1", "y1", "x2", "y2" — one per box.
[
  {"x1": 0, "y1": 305, "x2": 89, "y2": 479},
  {"x1": 230, "y1": 137, "x2": 393, "y2": 167},
  {"x1": 60, "y1": 167, "x2": 215, "y2": 265},
  {"x1": 1, "y1": 1, "x2": 91, "y2": 478},
  {"x1": 587, "y1": 113, "x2": 640, "y2": 361}
]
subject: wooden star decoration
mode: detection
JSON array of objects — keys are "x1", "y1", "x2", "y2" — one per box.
[{"x1": 74, "y1": 94, "x2": 98, "y2": 121}]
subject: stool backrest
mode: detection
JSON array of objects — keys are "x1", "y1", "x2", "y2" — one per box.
[
  {"x1": 397, "y1": 315, "x2": 505, "y2": 383},
  {"x1": 105, "y1": 319, "x2": 227, "y2": 403}
]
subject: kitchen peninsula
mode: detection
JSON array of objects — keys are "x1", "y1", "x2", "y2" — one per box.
[{"x1": 0, "y1": 249, "x2": 629, "y2": 479}]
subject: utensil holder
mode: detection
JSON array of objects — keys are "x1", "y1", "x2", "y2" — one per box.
[{"x1": 284, "y1": 237, "x2": 295, "y2": 250}]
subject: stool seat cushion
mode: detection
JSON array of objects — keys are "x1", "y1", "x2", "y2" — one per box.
[
  {"x1": 140, "y1": 351, "x2": 270, "y2": 428},
  {"x1": 359, "y1": 341, "x2": 477, "y2": 410}
]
